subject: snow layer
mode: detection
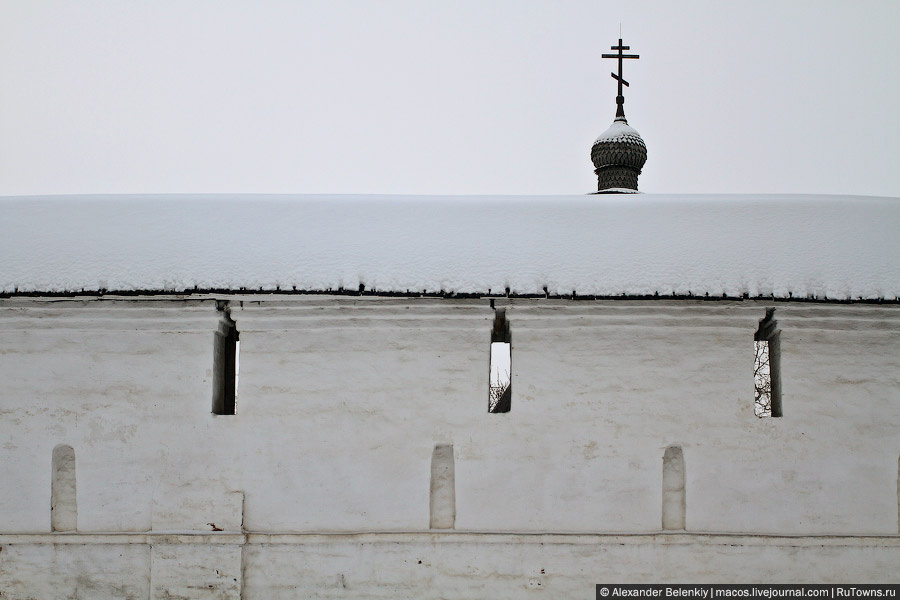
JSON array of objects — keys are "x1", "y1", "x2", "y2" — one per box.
[
  {"x1": 1, "y1": 194, "x2": 898, "y2": 299},
  {"x1": 593, "y1": 118, "x2": 645, "y2": 146}
]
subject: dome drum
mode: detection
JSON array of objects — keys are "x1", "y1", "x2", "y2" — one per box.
[{"x1": 594, "y1": 164, "x2": 642, "y2": 192}]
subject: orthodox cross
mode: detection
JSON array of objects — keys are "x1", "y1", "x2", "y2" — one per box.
[{"x1": 602, "y1": 39, "x2": 639, "y2": 118}]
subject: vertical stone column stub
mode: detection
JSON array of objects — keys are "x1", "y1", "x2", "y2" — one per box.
[
  {"x1": 430, "y1": 444, "x2": 456, "y2": 529},
  {"x1": 662, "y1": 445, "x2": 685, "y2": 531},
  {"x1": 51, "y1": 444, "x2": 77, "y2": 532}
]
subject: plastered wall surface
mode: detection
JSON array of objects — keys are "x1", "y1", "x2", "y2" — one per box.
[
  {"x1": 1, "y1": 296, "x2": 899, "y2": 597},
  {"x1": 1, "y1": 534, "x2": 899, "y2": 599},
  {"x1": 0, "y1": 541, "x2": 148, "y2": 598}
]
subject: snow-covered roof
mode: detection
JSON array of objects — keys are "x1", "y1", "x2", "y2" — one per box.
[{"x1": 2, "y1": 194, "x2": 898, "y2": 300}]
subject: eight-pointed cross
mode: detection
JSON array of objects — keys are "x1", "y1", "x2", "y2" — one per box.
[{"x1": 602, "y1": 39, "x2": 639, "y2": 117}]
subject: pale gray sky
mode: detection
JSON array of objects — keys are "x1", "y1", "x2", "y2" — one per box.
[{"x1": 2, "y1": 0, "x2": 898, "y2": 197}]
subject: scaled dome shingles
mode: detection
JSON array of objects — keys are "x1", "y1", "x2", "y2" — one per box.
[{"x1": 591, "y1": 119, "x2": 648, "y2": 171}]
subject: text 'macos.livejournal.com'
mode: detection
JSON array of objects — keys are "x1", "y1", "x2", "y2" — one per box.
[{"x1": 596, "y1": 585, "x2": 898, "y2": 600}]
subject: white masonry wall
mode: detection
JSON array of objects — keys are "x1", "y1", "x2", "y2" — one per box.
[{"x1": 1, "y1": 296, "x2": 899, "y2": 597}]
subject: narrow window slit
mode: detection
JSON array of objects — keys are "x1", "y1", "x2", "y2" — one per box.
[
  {"x1": 51, "y1": 444, "x2": 77, "y2": 532},
  {"x1": 753, "y1": 307, "x2": 782, "y2": 417},
  {"x1": 213, "y1": 302, "x2": 240, "y2": 415},
  {"x1": 489, "y1": 308, "x2": 511, "y2": 413}
]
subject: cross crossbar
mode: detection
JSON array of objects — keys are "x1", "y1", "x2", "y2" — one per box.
[{"x1": 601, "y1": 37, "x2": 640, "y2": 116}]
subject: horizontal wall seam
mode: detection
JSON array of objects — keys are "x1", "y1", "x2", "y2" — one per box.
[{"x1": 3, "y1": 532, "x2": 900, "y2": 548}]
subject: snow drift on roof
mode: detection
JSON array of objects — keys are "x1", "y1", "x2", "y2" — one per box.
[{"x1": 1, "y1": 194, "x2": 898, "y2": 300}]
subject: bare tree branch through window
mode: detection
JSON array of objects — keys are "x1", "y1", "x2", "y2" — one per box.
[{"x1": 754, "y1": 340, "x2": 772, "y2": 417}]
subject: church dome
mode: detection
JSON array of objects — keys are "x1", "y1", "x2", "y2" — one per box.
[{"x1": 591, "y1": 115, "x2": 647, "y2": 192}]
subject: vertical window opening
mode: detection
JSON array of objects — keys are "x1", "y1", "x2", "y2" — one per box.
[
  {"x1": 662, "y1": 445, "x2": 685, "y2": 531},
  {"x1": 51, "y1": 444, "x2": 77, "y2": 532},
  {"x1": 489, "y1": 308, "x2": 511, "y2": 413},
  {"x1": 754, "y1": 307, "x2": 782, "y2": 418},
  {"x1": 213, "y1": 302, "x2": 239, "y2": 415},
  {"x1": 430, "y1": 444, "x2": 456, "y2": 529}
]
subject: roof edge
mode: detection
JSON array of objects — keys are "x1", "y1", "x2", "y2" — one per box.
[{"x1": 2, "y1": 288, "x2": 897, "y2": 305}]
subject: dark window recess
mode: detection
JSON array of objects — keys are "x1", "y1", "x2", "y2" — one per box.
[
  {"x1": 753, "y1": 307, "x2": 782, "y2": 418},
  {"x1": 489, "y1": 308, "x2": 511, "y2": 413},
  {"x1": 213, "y1": 302, "x2": 239, "y2": 415}
]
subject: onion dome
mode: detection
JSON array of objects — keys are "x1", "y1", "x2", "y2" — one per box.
[
  {"x1": 592, "y1": 36, "x2": 647, "y2": 193},
  {"x1": 591, "y1": 115, "x2": 647, "y2": 193}
]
